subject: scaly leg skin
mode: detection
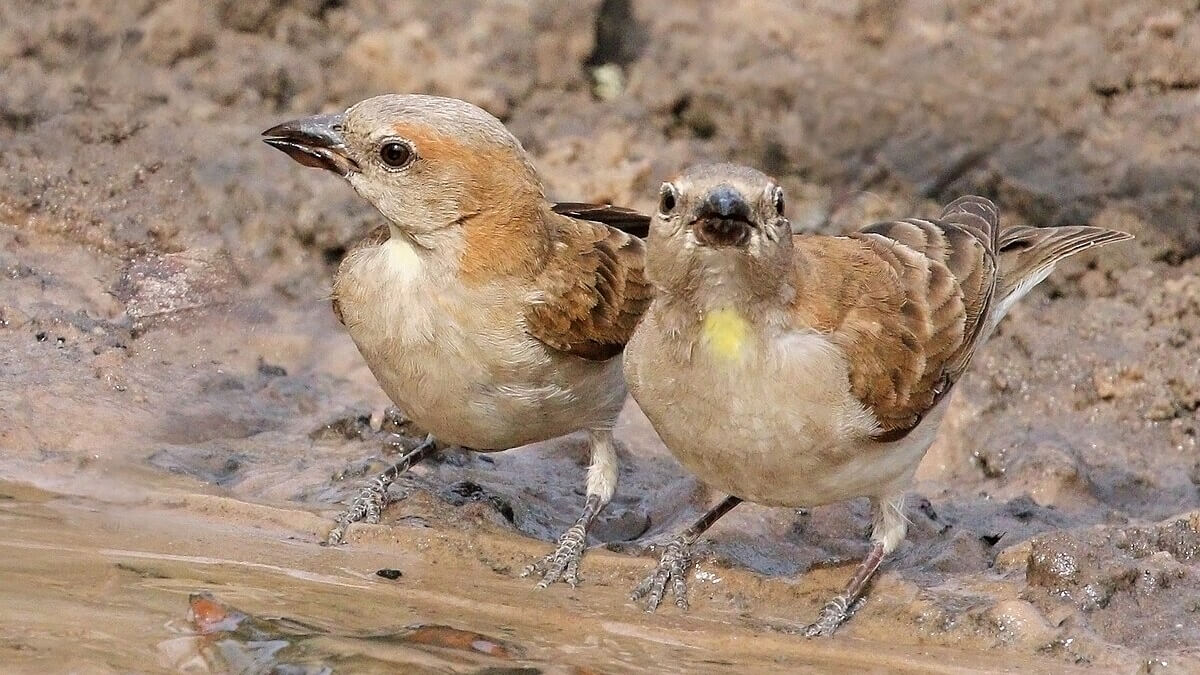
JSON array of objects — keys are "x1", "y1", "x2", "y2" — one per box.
[
  {"x1": 522, "y1": 430, "x2": 618, "y2": 588},
  {"x1": 522, "y1": 493, "x2": 602, "y2": 588},
  {"x1": 630, "y1": 495, "x2": 742, "y2": 612},
  {"x1": 630, "y1": 535, "x2": 694, "y2": 611},
  {"x1": 324, "y1": 434, "x2": 438, "y2": 546},
  {"x1": 801, "y1": 494, "x2": 906, "y2": 637}
]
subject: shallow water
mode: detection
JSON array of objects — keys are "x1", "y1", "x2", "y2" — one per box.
[{"x1": 0, "y1": 481, "x2": 1085, "y2": 674}]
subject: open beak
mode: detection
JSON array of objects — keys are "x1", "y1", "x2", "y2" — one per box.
[
  {"x1": 262, "y1": 114, "x2": 359, "y2": 176},
  {"x1": 693, "y1": 185, "x2": 754, "y2": 248}
]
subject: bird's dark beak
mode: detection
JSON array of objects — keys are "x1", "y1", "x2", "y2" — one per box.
[
  {"x1": 693, "y1": 185, "x2": 753, "y2": 248},
  {"x1": 262, "y1": 113, "x2": 359, "y2": 176}
]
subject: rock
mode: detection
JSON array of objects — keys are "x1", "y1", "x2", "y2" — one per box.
[
  {"x1": 138, "y1": 0, "x2": 218, "y2": 66},
  {"x1": 113, "y1": 249, "x2": 239, "y2": 333}
]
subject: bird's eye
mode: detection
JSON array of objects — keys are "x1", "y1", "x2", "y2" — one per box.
[
  {"x1": 379, "y1": 141, "x2": 415, "y2": 169},
  {"x1": 772, "y1": 186, "x2": 785, "y2": 216},
  {"x1": 659, "y1": 183, "x2": 678, "y2": 214}
]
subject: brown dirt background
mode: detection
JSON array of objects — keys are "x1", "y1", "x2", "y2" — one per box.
[{"x1": 2, "y1": 1, "x2": 1200, "y2": 672}]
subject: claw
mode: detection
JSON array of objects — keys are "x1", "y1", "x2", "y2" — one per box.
[
  {"x1": 323, "y1": 434, "x2": 437, "y2": 546},
  {"x1": 523, "y1": 520, "x2": 589, "y2": 588},
  {"x1": 523, "y1": 495, "x2": 602, "y2": 589},
  {"x1": 563, "y1": 554, "x2": 581, "y2": 587},
  {"x1": 630, "y1": 574, "x2": 653, "y2": 601},
  {"x1": 325, "y1": 476, "x2": 390, "y2": 546},
  {"x1": 519, "y1": 558, "x2": 546, "y2": 578},
  {"x1": 801, "y1": 594, "x2": 864, "y2": 637},
  {"x1": 630, "y1": 538, "x2": 692, "y2": 612},
  {"x1": 801, "y1": 538, "x2": 885, "y2": 636}
]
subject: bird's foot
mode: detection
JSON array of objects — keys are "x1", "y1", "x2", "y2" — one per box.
[
  {"x1": 630, "y1": 538, "x2": 693, "y2": 612},
  {"x1": 324, "y1": 435, "x2": 437, "y2": 546},
  {"x1": 324, "y1": 469, "x2": 396, "y2": 546},
  {"x1": 521, "y1": 519, "x2": 590, "y2": 588},
  {"x1": 800, "y1": 594, "x2": 866, "y2": 637}
]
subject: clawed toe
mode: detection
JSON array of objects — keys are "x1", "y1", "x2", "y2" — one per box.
[
  {"x1": 325, "y1": 481, "x2": 390, "y2": 546},
  {"x1": 522, "y1": 523, "x2": 589, "y2": 588},
  {"x1": 630, "y1": 539, "x2": 692, "y2": 612},
  {"x1": 800, "y1": 594, "x2": 864, "y2": 637},
  {"x1": 801, "y1": 616, "x2": 839, "y2": 638},
  {"x1": 324, "y1": 435, "x2": 438, "y2": 547}
]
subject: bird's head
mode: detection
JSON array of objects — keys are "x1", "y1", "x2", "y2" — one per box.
[
  {"x1": 263, "y1": 94, "x2": 544, "y2": 237},
  {"x1": 646, "y1": 163, "x2": 793, "y2": 300}
]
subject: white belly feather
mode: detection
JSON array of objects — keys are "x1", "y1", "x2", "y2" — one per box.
[
  {"x1": 335, "y1": 237, "x2": 625, "y2": 449},
  {"x1": 626, "y1": 308, "x2": 939, "y2": 507}
]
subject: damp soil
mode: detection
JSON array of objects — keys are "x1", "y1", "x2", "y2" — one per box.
[{"x1": 2, "y1": 1, "x2": 1200, "y2": 673}]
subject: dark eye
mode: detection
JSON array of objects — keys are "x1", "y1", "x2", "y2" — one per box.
[
  {"x1": 379, "y1": 141, "x2": 414, "y2": 169},
  {"x1": 659, "y1": 183, "x2": 678, "y2": 214},
  {"x1": 772, "y1": 186, "x2": 785, "y2": 216}
]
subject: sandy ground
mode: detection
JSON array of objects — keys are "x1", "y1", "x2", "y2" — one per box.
[{"x1": 2, "y1": 1, "x2": 1199, "y2": 672}]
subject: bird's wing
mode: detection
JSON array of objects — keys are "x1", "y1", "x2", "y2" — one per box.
[
  {"x1": 796, "y1": 196, "x2": 1001, "y2": 440},
  {"x1": 524, "y1": 213, "x2": 652, "y2": 361},
  {"x1": 550, "y1": 202, "x2": 651, "y2": 239}
]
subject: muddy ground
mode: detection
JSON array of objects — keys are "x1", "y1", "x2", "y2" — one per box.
[{"x1": 1, "y1": 1, "x2": 1199, "y2": 672}]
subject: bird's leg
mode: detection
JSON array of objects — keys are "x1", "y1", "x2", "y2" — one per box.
[
  {"x1": 802, "y1": 494, "x2": 906, "y2": 636},
  {"x1": 631, "y1": 495, "x2": 742, "y2": 612},
  {"x1": 523, "y1": 430, "x2": 618, "y2": 587},
  {"x1": 324, "y1": 434, "x2": 438, "y2": 546}
]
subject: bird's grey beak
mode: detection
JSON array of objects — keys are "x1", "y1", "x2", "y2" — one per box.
[
  {"x1": 262, "y1": 113, "x2": 360, "y2": 176},
  {"x1": 693, "y1": 185, "x2": 754, "y2": 248}
]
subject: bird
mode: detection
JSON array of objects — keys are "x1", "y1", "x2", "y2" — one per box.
[
  {"x1": 621, "y1": 163, "x2": 1132, "y2": 635},
  {"x1": 262, "y1": 94, "x2": 652, "y2": 588}
]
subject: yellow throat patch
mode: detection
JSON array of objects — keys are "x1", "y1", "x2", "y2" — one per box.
[{"x1": 701, "y1": 308, "x2": 751, "y2": 360}]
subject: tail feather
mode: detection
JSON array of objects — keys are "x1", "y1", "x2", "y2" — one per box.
[
  {"x1": 935, "y1": 196, "x2": 1000, "y2": 376},
  {"x1": 990, "y1": 224, "x2": 1133, "y2": 325},
  {"x1": 551, "y1": 202, "x2": 650, "y2": 238}
]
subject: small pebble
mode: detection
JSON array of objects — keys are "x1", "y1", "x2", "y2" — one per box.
[{"x1": 376, "y1": 568, "x2": 403, "y2": 580}]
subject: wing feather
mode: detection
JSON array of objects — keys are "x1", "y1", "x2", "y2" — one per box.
[
  {"x1": 524, "y1": 211, "x2": 651, "y2": 361},
  {"x1": 550, "y1": 202, "x2": 651, "y2": 239},
  {"x1": 806, "y1": 197, "x2": 1001, "y2": 438}
]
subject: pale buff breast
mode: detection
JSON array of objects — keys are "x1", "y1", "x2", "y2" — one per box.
[
  {"x1": 625, "y1": 308, "x2": 938, "y2": 507},
  {"x1": 334, "y1": 236, "x2": 626, "y2": 449}
]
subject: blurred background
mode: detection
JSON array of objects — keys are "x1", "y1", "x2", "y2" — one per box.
[{"x1": 2, "y1": 1, "x2": 1199, "y2": 672}]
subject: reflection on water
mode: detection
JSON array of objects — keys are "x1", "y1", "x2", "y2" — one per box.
[
  {"x1": 163, "y1": 591, "x2": 520, "y2": 673},
  {"x1": 0, "y1": 481, "x2": 1079, "y2": 674}
]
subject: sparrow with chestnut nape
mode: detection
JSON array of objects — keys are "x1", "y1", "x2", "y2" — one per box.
[{"x1": 263, "y1": 94, "x2": 652, "y2": 589}]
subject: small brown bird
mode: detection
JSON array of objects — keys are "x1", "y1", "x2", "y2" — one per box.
[
  {"x1": 623, "y1": 163, "x2": 1131, "y2": 635},
  {"x1": 263, "y1": 94, "x2": 651, "y2": 587}
]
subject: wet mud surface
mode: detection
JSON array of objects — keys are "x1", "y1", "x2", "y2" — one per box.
[{"x1": 2, "y1": 1, "x2": 1200, "y2": 672}]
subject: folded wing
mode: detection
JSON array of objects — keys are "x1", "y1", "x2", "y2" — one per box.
[
  {"x1": 825, "y1": 196, "x2": 1129, "y2": 440},
  {"x1": 525, "y1": 213, "x2": 652, "y2": 361},
  {"x1": 830, "y1": 196, "x2": 1001, "y2": 439}
]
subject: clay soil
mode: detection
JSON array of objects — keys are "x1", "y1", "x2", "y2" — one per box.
[{"x1": 2, "y1": 1, "x2": 1200, "y2": 673}]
